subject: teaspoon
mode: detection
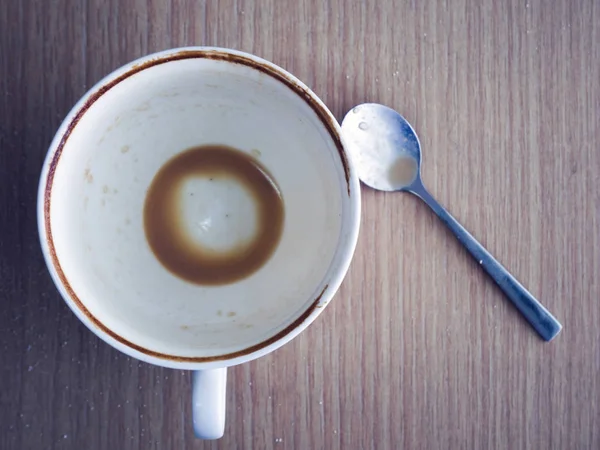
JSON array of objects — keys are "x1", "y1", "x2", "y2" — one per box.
[{"x1": 341, "y1": 103, "x2": 562, "y2": 341}]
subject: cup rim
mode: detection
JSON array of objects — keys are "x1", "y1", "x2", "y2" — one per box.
[{"x1": 37, "y1": 47, "x2": 361, "y2": 370}]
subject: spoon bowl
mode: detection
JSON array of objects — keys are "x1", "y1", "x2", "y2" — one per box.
[
  {"x1": 341, "y1": 103, "x2": 562, "y2": 342},
  {"x1": 341, "y1": 104, "x2": 422, "y2": 191}
]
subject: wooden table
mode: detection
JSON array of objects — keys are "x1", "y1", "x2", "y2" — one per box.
[{"x1": 1, "y1": 0, "x2": 598, "y2": 448}]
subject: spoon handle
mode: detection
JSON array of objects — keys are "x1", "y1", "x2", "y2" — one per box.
[{"x1": 410, "y1": 183, "x2": 562, "y2": 341}]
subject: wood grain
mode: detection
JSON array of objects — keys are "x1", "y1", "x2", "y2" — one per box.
[{"x1": 1, "y1": 0, "x2": 599, "y2": 448}]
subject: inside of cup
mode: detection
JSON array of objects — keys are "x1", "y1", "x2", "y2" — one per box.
[{"x1": 47, "y1": 52, "x2": 349, "y2": 359}]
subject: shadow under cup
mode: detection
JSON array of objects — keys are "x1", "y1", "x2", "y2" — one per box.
[{"x1": 40, "y1": 50, "x2": 359, "y2": 366}]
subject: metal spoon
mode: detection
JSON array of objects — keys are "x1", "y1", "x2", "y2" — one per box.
[{"x1": 341, "y1": 103, "x2": 562, "y2": 341}]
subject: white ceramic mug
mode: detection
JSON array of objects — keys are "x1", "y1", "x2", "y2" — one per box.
[{"x1": 37, "y1": 47, "x2": 361, "y2": 439}]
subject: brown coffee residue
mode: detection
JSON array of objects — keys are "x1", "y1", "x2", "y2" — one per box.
[
  {"x1": 143, "y1": 145, "x2": 285, "y2": 286},
  {"x1": 388, "y1": 155, "x2": 418, "y2": 188},
  {"x1": 84, "y1": 168, "x2": 94, "y2": 183}
]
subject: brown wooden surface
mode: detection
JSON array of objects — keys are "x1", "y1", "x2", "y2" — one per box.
[{"x1": 1, "y1": 0, "x2": 599, "y2": 449}]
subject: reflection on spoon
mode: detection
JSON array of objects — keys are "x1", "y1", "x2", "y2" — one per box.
[{"x1": 341, "y1": 103, "x2": 562, "y2": 342}]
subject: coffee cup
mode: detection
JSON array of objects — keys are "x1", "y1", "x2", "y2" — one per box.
[{"x1": 38, "y1": 47, "x2": 361, "y2": 439}]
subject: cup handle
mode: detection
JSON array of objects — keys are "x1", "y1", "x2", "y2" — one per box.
[{"x1": 192, "y1": 368, "x2": 227, "y2": 439}]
